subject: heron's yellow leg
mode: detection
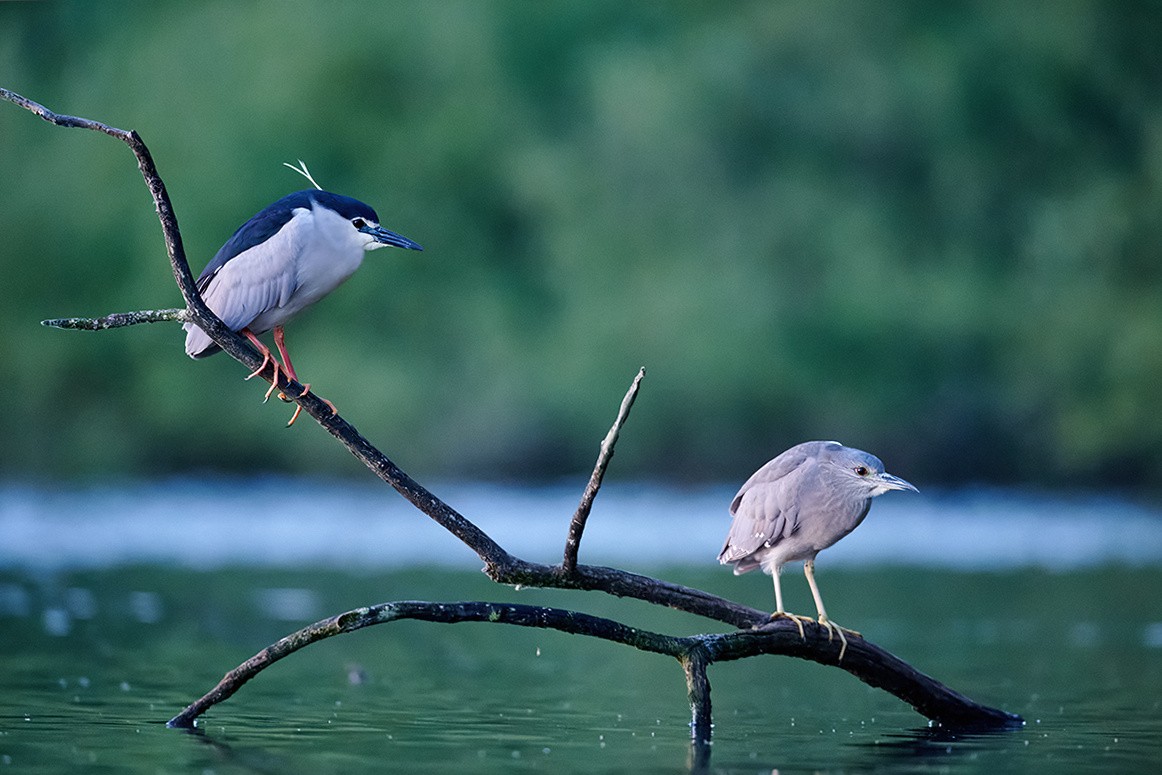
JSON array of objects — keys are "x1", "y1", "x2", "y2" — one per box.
[
  {"x1": 766, "y1": 568, "x2": 813, "y2": 639},
  {"x1": 804, "y1": 560, "x2": 861, "y2": 662}
]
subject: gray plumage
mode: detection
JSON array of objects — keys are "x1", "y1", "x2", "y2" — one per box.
[{"x1": 719, "y1": 440, "x2": 916, "y2": 650}]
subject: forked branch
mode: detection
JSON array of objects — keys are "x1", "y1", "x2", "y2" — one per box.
[
  {"x1": 166, "y1": 598, "x2": 1021, "y2": 732},
  {"x1": 4, "y1": 87, "x2": 1023, "y2": 751}
]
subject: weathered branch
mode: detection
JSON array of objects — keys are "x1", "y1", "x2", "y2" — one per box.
[
  {"x1": 166, "y1": 599, "x2": 1023, "y2": 732},
  {"x1": 681, "y1": 646, "x2": 714, "y2": 746},
  {"x1": 167, "y1": 600, "x2": 692, "y2": 729},
  {"x1": 562, "y1": 366, "x2": 645, "y2": 573},
  {"x1": 42, "y1": 308, "x2": 189, "y2": 330},
  {"x1": 6, "y1": 87, "x2": 1023, "y2": 749}
]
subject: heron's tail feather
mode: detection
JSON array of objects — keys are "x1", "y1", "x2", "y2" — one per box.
[{"x1": 183, "y1": 322, "x2": 221, "y2": 359}]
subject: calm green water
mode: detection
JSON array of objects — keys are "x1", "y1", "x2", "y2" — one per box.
[{"x1": 1, "y1": 565, "x2": 1160, "y2": 773}]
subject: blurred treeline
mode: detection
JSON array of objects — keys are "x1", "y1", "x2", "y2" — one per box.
[{"x1": 2, "y1": 1, "x2": 1162, "y2": 489}]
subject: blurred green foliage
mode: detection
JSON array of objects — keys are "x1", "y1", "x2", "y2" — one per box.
[{"x1": 3, "y1": 1, "x2": 1162, "y2": 488}]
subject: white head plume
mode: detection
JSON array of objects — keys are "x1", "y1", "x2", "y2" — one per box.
[{"x1": 283, "y1": 159, "x2": 323, "y2": 191}]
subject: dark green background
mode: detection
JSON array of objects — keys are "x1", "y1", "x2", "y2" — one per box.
[{"x1": 4, "y1": 1, "x2": 1162, "y2": 488}]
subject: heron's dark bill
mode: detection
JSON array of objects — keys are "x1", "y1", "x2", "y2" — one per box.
[{"x1": 360, "y1": 224, "x2": 423, "y2": 251}]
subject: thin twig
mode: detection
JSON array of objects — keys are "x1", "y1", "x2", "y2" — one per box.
[
  {"x1": 42, "y1": 308, "x2": 189, "y2": 330},
  {"x1": 562, "y1": 366, "x2": 645, "y2": 573}
]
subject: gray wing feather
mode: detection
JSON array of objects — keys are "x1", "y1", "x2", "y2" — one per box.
[
  {"x1": 183, "y1": 219, "x2": 304, "y2": 357},
  {"x1": 729, "y1": 444, "x2": 814, "y2": 516},
  {"x1": 718, "y1": 483, "x2": 802, "y2": 569},
  {"x1": 718, "y1": 441, "x2": 841, "y2": 569}
]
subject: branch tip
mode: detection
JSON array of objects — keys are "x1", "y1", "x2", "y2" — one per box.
[{"x1": 562, "y1": 368, "x2": 647, "y2": 572}]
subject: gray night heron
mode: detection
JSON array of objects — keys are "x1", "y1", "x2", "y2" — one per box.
[
  {"x1": 183, "y1": 188, "x2": 422, "y2": 425},
  {"x1": 719, "y1": 440, "x2": 917, "y2": 659}
]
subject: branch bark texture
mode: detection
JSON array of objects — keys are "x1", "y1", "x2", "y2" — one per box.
[{"x1": 42, "y1": 308, "x2": 189, "y2": 330}]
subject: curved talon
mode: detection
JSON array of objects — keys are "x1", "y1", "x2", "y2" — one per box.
[
  {"x1": 240, "y1": 338, "x2": 284, "y2": 404},
  {"x1": 296, "y1": 384, "x2": 337, "y2": 412},
  {"x1": 817, "y1": 616, "x2": 859, "y2": 663},
  {"x1": 285, "y1": 383, "x2": 327, "y2": 427},
  {"x1": 245, "y1": 351, "x2": 272, "y2": 382},
  {"x1": 263, "y1": 371, "x2": 282, "y2": 403}
]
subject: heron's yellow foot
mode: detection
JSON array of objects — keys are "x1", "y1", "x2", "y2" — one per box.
[
  {"x1": 767, "y1": 611, "x2": 814, "y2": 640},
  {"x1": 816, "y1": 616, "x2": 861, "y2": 662}
]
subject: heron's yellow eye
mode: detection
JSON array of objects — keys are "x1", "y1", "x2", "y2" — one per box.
[
  {"x1": 854, "y1": 466, "x2": 869, "y2": 476},
  {"x1": 352, "y1": 218, "x2": 367, "y2": 229}
]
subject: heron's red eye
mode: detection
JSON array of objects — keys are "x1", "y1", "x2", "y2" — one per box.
[
  {"x1": 352, "y1": 218, "x2": 367, "y2": 230},
  {"x1": 854, "y1": 466, "x2": 869, "y2": 476}
]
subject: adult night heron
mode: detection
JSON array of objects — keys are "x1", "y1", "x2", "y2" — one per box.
[
  {"x1": 183, "y1": 188, "x2": 422, "y2": 425},
  {"x1": 719, "y1": 440, "x2": 917, "y2": 658}
]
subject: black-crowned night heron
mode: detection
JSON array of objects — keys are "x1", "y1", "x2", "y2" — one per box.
[
  {"x1": 719, "y1": 440, "x2": 917, "y2": 658},
  {"x1": 183, "y1": 189, "x2": 422, "y2": 425}
]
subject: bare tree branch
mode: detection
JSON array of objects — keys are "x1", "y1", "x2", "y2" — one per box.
[
  {"x1": 166, "y1": 600, "x2": 693, "y2": 729},
  {"x1": 5, "y1": 87, "x2": 1023, "y2": 750},
  {"x1": 166, "y1": 599, "x2": 1023, "y2": 732},
  {"x1": 42, "y1": 308, "x2": 189, "y2": 330},
  {"x1": 562, "y1": 366, "x2": 645, "y2": 573}
]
